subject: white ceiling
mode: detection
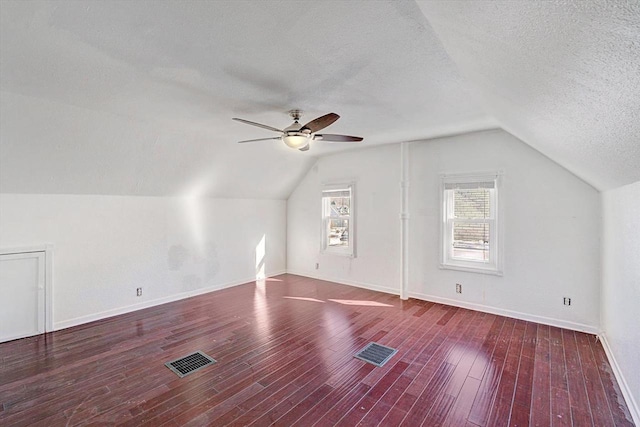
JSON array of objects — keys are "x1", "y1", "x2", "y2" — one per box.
[
  {"x1": 0, "y1": 1, "x2": 637, "y2": 198},
  {"x1": 416, "y1": 1, "x2": 640, "y2": 191}
]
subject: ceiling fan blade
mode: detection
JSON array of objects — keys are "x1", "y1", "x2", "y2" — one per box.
[
  {"x1": 232, "y1": 118, "x2": 283, "y2": 133},
  {"x1": 237, "y1": 137, "x2": 281, "y2": 144},
  {"x1": 314, "y1": 134, "x2": 363, "y2": 142},
  {"x1": 299, "y1": 144, "x2": 310, "y2": 152},
  {"x1": 300, "y1": 113, "x2": 340, "y2": 133}
]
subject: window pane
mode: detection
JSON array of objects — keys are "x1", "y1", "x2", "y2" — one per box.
[
  {"x1": 328, "y1": 219, "x2": 349, "y2": 247},
  {"x1": 452, "y1": 222, "x2": 490, "y2": 261},
  {"x1": 454, "y1": 189, "x2": 490, "y2": 219},
  {"x1": 328, "y1": 196, "x2": 350, "y2": 217}
]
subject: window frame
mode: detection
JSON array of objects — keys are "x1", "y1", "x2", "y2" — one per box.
[
  {"x1": 321, "y1": 183, "x2": 356, "y2": 257},
  {"x1": 439, "y1": 172, "x2": 503, "y2": 276}
]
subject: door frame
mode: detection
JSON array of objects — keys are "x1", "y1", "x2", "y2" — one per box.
[{"x1": 0, "y1": 244, "x2": 53, "y2": 333}]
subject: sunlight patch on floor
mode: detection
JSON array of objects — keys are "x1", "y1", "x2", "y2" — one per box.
[
  {"x1": 328, "y1": 299, "x2": 393, "y2": 307},
  {"x1": 283, "y1": 296, "x2": 325, "y2": 303}
]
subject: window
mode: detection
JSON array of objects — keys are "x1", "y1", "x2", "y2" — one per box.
[
  {"x1": 322, "y1": 184, "x2": 355, "y2": 256},
  {"x1": 441, "y1": 173, "x2": 503, "y2": 275}
]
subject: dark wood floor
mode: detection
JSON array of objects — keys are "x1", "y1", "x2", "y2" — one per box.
[{"x1": 0, "y1": 274, "x2": 634, "y2": 426}]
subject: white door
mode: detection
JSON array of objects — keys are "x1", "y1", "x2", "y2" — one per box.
[{"x1": 0, "y1": 251, "x2": 45, "y2": 343}]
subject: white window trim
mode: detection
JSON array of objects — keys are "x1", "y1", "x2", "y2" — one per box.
[
  {"x1": 439, "y1": 172, "x2": 504, "y2": 276},
  {"x1": 321, "y1": 183, "x2": 356, "y2": 257}
]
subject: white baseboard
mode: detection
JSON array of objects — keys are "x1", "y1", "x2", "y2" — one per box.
[
  {"x1": 407, "y1": 290, "x2": 599, "y2": 334},
  {"x1": 599, "y1": 333, "x2": 640, "y2": 426},
  {"x1": 287, "y1": 271, "x2": 599, "y2": 335},
  {"x1": 54, "y1": 270, "x2": 287, "y2": 331},
  {"x1": 286, "y1": 270, "x2": 399, "y2": 297}
]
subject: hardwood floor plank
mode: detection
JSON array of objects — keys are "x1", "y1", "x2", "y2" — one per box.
[
  {"x1": 529, "y1": 323, "x2": 551, "y2": 427},
  {"x1": 270, "y1": 383, "x2": 334, "y2": 426},
  {"x1": 549, "y1": 326, "x2": 568, "y2": 391},
  {"x1": 562, "y1": 329, "x2": 594, "y2": 425},
  {"x1": 575, "y1": 332, "x2": 616, "y2": 427},
  {"x1": 509, "y1": 402, "x2": 530, "y2": 427},
  {"x1": 0, "y1": 274, "x2": 634, "y2": 426},
  {"x1": 180, "y1": 382, "x2": 265, "y2": 427},
  {"x1": 468, "y1": 316, "x2": 505, "y2": 380},
  {"x1": 551, "y1": 386, "x2": 573, "y2": 427},
  {"x1": 512, "y1": 323, "x2": 535, "y2": 424},
  {"x1": 588, "y1": 337, "x2": 635, "y2": 426},
  {"x1": 467, "y1": 317, "x2": 515, "y2": 426},
  {"x1": 486, "y1": 320, "x2": 526, "y2": 426},
  {"x1": 333, "y1": 360, "x2": 410, "y2": 426},
  {"x1": 246, "y1": 341, "x2": 368, "y2": 425},
  {"x1": 247, "y1": 367, "x2": 333, "y2": 426},
  {"x1": 400, "y1": 362, "x2": 458, "y2": 423},
  {"x1": 442, "y1": 376, "x2": 481, "y2": 427},
  {"x1": 359, "y1": 372, "x2": 412, "y2": 426},
  {"x1": 290, "y1": 365, "x2": 374, "y2": 427},
  {"x1": 401, "y1": 307, "x2": 477, "y2": 400},
  {"x1": 421, "y1": 392, "x2": 456, "y2": 426},
  {"x1": 313, "y1": 382, "x2": 371, "y2": 426},
  {"x1": 379, "y1": 406, "x2": 408, "y2": 426}
]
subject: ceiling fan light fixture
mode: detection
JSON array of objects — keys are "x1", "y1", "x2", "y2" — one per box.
[{"x1": 282, "y1": 133, "x2": 310, "y2": 149}]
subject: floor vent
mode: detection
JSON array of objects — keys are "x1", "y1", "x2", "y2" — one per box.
[
  {"x1": 165, "y1": 351, "x2": 216, "y2": 378},
  {"x1": 354, "y1": 342, "x2": 397, "y2": 367}
]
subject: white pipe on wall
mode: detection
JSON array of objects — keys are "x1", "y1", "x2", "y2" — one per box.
[{"x1": 400, "y1": 142, "x2": 410, "y2": 300}]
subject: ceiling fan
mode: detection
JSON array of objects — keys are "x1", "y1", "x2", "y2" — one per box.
[{"x1": 233, "y1": 110, "x2": 363, "y2": 151}]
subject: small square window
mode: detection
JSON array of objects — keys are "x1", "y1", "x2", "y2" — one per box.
[{"x1": 322, "y1": 185, "x2": 355, "y2": 256}]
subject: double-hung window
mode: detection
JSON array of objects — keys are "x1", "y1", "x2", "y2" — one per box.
[
  {"x1": 441, "y1": 173, "x2": 503, "y2": 275},
  {"x1": 321, "y1": 184, "x2": 355, "y2": 256}
]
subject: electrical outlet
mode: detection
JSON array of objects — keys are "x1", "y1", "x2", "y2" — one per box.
[
  {"x1": 315, "y1": 263, "x2": 319, "y2": 270},
  {"x1": 137, "y1": 287, "x2": 143, "y2": 297},
  {"x1": 563, "y1": 297, "x2": 571, "y2": 306},
  {"x1": 456, "y1": 283, "x2": 462, "y2": 294}
]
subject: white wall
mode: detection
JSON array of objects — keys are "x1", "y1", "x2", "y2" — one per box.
[
  {"x1": 287, "y1": 144, "x2": 401, "y2": 294},
  {"x1": 0, "y1": 194, "x2": 286, "y2": 329},
  {"x1": 287, "y1": 129, "x2": 601, "y2": 331},
  {"x1": 602, "y1": 180, "x2": 640, "y2": 422},
  {"x1": 408, "y1": 130, "x2": 601, "y2": 331}
]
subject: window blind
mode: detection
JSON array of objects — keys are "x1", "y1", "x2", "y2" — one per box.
[
  {"x1": 323, "y1": 189, "x2": 351, "y2": 197},
  {"x1": 444, "y1": 181, "x2": 495, "y2": 190}
]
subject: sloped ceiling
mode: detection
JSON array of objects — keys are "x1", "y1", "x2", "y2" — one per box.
[
  {"x1": 0, "y1": 1, "x2": 637, "y2": 198},
  {"x1": 416, "y1": 1, "x2": 640, "y2": 190},
  {"x1": 0, "y1": 0, "x2": 494, "y2": 199}
]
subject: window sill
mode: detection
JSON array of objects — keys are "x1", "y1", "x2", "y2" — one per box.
[
  {"x1": 321, "y1": 248, "x2": 355, "y2": 258},
  {"x1": 439, "y1": 263, "x2": 503, "y2": 276}
]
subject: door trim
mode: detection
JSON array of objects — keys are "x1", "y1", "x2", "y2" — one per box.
[{"x1": 1, "y1": 244, "x2": 53, "y2": 333}]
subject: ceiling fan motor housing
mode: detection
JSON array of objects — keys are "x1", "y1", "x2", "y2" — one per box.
[
  {"x1": 283, "y1": 110, "x2": 311, "y2": 148},
  {"x1": 288, "y1": 109, "x2": 303, "y2": 121}
]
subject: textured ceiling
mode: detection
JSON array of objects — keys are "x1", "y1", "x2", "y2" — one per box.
[
  {"x1": 1, "y1": 1, "x2": 638, "y2": 198},
  {"x1": 0, "y1": 0, "x2": 494, "y2": 198},
  {"x1": 416, "y1": 0, "x2": 640, "y2": 190}
]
